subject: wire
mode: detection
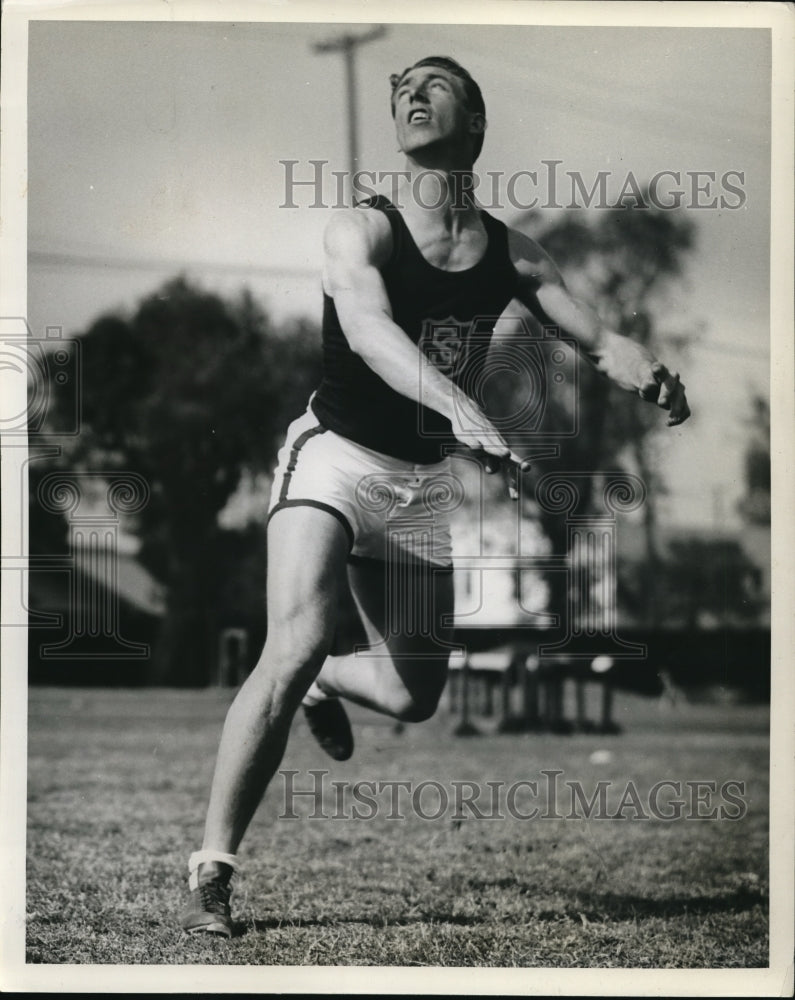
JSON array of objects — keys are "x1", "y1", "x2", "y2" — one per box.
[{"x1": 28, "y1": 249, "x2": 318, "y2": 279}]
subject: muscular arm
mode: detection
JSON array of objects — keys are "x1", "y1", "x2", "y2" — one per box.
[
  {"x1": 323, "y1": 208, "x2": 514, "y2": 458},
  {"x1": 507, "y1": 229, "x2": 691, "y2": 425}
]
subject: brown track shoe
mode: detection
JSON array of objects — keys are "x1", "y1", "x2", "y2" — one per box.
[
  {"x1": 181, "y1": 860, "x2": 235, "y2": 937},
  {"x1": 302, "y1": 698, "x2": 354, "y2": 761}
]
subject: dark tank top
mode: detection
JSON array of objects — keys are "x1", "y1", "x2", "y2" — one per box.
[{"x1": 311, "y1": 195, "x2": 519, "y2": 463}]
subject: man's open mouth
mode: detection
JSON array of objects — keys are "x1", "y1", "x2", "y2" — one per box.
[{"x1": 408, "y1": 109, "x2": 431, "y2": 123}]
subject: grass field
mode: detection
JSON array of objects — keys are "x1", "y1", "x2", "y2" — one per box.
[{"x1": 26, "y1": 685, "x2": 769, "y2": 968}]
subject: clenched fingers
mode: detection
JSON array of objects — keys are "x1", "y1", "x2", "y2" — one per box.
[
  {"x1": 638, "y1": 361, "x2": 668, "y2": 402},
  {"x1": 666, "y1": 384, "x2": 691, "y2": 425},
  {"x1": 656, "y1": 370, "x2": 680, "y2": 409},
  {"x1": 484, "y1": 452, "x2": 532, "y2": 500}
]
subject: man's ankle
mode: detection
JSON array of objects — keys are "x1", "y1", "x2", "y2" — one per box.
[
  {"x1": 188, "y1": 849, "x2": 238, "y2": 890},
  {"x1": 196, "y1": 860, "x2": 234, "y2": 886},
  {"x1": 302, "y1": 679, "x2": 335, "y2": 707}
]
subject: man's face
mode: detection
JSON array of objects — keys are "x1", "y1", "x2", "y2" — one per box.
[{"x1": 393, "y1": 65, "x2": 478, "y2": 158}]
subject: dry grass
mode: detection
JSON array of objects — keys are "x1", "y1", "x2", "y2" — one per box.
[{"x1": 26, "y1": 685, "x2": 769, "y2": 967}]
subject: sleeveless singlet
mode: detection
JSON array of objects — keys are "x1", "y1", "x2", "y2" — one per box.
[{"x1": 311, "y1": 195, "x2": 519, "y2": 464}]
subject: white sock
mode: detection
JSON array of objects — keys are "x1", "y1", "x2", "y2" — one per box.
[
  {"x1": 302, "y1": 679, "x2": 334, "y2": 707},
  {"x1": 188, "y1": 849, "x2": 239, "y2": 890}
]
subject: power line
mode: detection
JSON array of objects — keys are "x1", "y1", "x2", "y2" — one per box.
[
  {"x1": 28, "y1": 249, "x2": 318, "y2": 279},
  {"x1": 29, "y1": 252, "x2": 769, "y2": 362},
  {"x1": 686, "y1": 340, "x2": 769, "y2": 361},
  {"x1": 312, "y1": 26, "x2": 387, "y2": 184}
]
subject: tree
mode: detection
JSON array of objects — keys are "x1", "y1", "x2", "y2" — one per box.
[
  {"x1": 500, "y1": 203, "x2": 697, "y2": 631},
  {"x1": 655, "y1": 535, "x2": 765, "y2": 628},
  {"x1": 49, "y1": 277, "x2": 321, "y2": 684},
  {"x1": 737, "y1": 394, "x2": 770, "y2": 527}
]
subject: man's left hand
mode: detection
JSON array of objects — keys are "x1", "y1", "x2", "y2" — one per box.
[{"x1": 639, "y1": 362, "x2": 691, "y2": 426}]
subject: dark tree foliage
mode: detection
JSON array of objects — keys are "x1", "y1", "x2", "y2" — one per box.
[
  {"x1": 503, "y1": 203, "x2": 696, "y2": 629},
  {"x1": 28, "y1": 457, "x2": 71, "y2": 557},
  {"x1": 737, "y1": 394, "x2": 770, "y2": 527},
  {"x1": 619, "y1": 536, "x2": 766, "y2": 628},
  {"x1": 48, "y1": 276, "x2": 321, "y2": 684}
]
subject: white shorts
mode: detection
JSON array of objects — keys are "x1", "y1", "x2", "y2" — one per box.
[{"x1": 267, "y1": 405, "x2": 458, "y2": 569}]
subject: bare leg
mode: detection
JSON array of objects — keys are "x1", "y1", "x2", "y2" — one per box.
[
  {"x1": 315, "y1": 557, "x2": 454, "y2": 722},
  {"x1": 200, "y1": 506, "x2": 349, "y2": 854}
]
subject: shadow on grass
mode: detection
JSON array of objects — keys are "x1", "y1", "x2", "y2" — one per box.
[
  {"x1": 570, "y1": 889, "x2": 768, "y2": 922},
  {"x1": 239, "y1": 886, "x2": 766, "y2": 937},
  {"x1": 464, "y1": 877, "x2": 767, "y2": 922},
  {"x1": 243, "y1": 912, "x2": 485, "y2": 935}
]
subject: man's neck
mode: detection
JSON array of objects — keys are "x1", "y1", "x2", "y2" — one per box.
[{"x1": 396, "y1": 156, "x2": 480, "y2": 230}]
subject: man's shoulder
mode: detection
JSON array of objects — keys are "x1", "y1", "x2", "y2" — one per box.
[
  {"x1": 505, "y1": 225, "x2": 561, "y2": 284},
  {"x1": 323, "y1": 203, "x2": 393, "y2": 267}
]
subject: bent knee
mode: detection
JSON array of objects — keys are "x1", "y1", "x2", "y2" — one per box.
[
  {"x1": 265, "y1": 613, "x2": 335, "y2": 670},
  {"x1": 249, "y1": 626, "x2": 333, "y2": 703},
  {"x1": 394, "y1": 701, "x2": 438, "y2": 724},
  {"x1": 390, "y1": 689, "x2": 442, "y2": 723}
]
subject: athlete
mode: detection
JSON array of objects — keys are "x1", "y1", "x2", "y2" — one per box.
[{"x1": 181, "y1": 56, "x2": 690, "y2": 936}]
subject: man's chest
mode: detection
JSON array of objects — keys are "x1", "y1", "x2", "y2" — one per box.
[{"x1": 402, "y1": 215, "x2": 488, "y2": 272}]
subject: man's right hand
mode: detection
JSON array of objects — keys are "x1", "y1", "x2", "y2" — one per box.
[
  {"x1": 448, "y1": 387, "x2": 510, "y2": 459},
  {"x1": 449, "y1": 388, "x2": 529, "y2": 499}
]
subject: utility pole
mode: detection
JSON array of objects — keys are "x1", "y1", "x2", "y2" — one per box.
[{"x1": 312, "y1": 26, "x2": 387, "y2": 188}]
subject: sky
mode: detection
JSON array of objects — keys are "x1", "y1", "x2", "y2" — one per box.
[{"x1": 25, "y1": 17, "x2": 773, "y2": 530}]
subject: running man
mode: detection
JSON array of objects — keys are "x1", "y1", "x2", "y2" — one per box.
[{"x1": 181, "y1": 56, "x2": 690, "y2": 936}]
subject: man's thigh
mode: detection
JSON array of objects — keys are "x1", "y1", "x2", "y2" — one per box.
[
  {"x1": 266, "y1": 504, "x2": 350, "y2": 643},
  {"x1": 334, "y1": 555, "x2": 454, "y2": 681}
]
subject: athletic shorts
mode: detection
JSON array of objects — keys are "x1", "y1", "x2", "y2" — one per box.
[{"x1": 267, "y1": 404, "x2": 456, "y2": 569}]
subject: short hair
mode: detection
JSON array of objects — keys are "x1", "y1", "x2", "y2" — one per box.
[{"x1": 389, "y1": 56, "x2": 486, "y2": 160}]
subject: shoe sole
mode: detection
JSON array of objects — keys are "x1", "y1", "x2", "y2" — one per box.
[
  {"x1": 319, "y1": 742, "x2": 353, "y2": 762},
  {"x1": 184, "y1": 921, "x2": 233, "y2": 938}
]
